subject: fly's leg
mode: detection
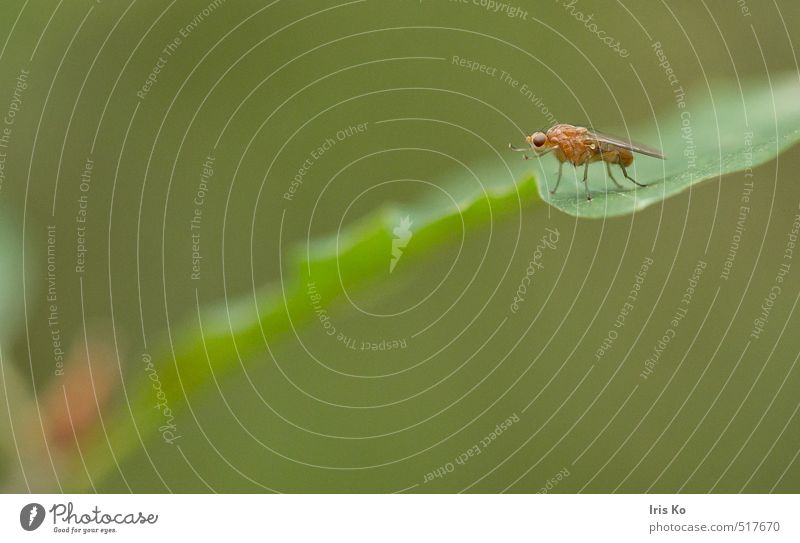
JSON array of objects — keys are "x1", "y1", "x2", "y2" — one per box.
[
  {"x1": 583, "y1": 162, "x2": 592, "y2": 201},
  {"x1": 549, "y1": 162, "x2": 564, "y2": 194},
  {"x1": 606, "y1": 161, "x2": 624, "y2": 188},
  {"x1": 619, "y1": 163, "x2": 646, "y2": 187}
]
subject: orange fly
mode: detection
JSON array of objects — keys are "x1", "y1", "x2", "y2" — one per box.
[{"x1": 509, "y1": 123, "x2": 665, "y2": 200}]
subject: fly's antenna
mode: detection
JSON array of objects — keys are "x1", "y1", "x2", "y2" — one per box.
[{"x1": 507, "y1": 143, "x2": 530, "y2": 160}]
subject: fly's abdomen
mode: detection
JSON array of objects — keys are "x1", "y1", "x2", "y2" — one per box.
[{"x1": 618, "y1": 148, "x2": 634, "y2": 166}]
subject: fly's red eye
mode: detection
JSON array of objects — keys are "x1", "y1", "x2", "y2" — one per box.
[{"x1": 532, "y1": 133, "x2": 546, "y2": 147}]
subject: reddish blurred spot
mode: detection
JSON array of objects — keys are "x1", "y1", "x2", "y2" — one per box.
[{"x1": 43, "y1": 334, "x2": 120, "y2": 448}]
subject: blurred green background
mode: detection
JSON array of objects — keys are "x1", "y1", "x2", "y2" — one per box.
[{"x1": 0, "y1": 0, "x2": 798, "y2": 493}]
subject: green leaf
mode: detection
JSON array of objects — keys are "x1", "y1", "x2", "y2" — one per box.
[
  {"x1": 74, "y1": 75, "x2": 800, "y2": 489},
  {"x1": 535, "y1": 74, "x2": 800, "y2": 218},
  {"x1": 72, "y1": 171, "x2": 539, "y2": 489}
]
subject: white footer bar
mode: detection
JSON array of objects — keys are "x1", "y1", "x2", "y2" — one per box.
[{"x1": 1, "y1": 494, "x2": 796, "y2": 541}]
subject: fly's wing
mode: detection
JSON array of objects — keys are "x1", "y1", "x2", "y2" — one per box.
[{"x1": 585, "y1": 130, "x2": 666, "y2": 159}]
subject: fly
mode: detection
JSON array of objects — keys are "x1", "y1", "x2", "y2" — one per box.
[{"x1": 509, "y1": 123, "x2": 666, "y2": 201}]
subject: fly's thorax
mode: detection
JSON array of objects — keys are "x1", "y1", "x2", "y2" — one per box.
[
  {"x1": 546, "y1": 124, "x2": 589, "y2": 164},
  {"x1": 546, "y1": 123, "x2": 586, "y2": 143}
]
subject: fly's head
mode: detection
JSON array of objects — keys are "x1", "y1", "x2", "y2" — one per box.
[{"x1": 525, "y1": 131, "x2": 551, "y2": 155}]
